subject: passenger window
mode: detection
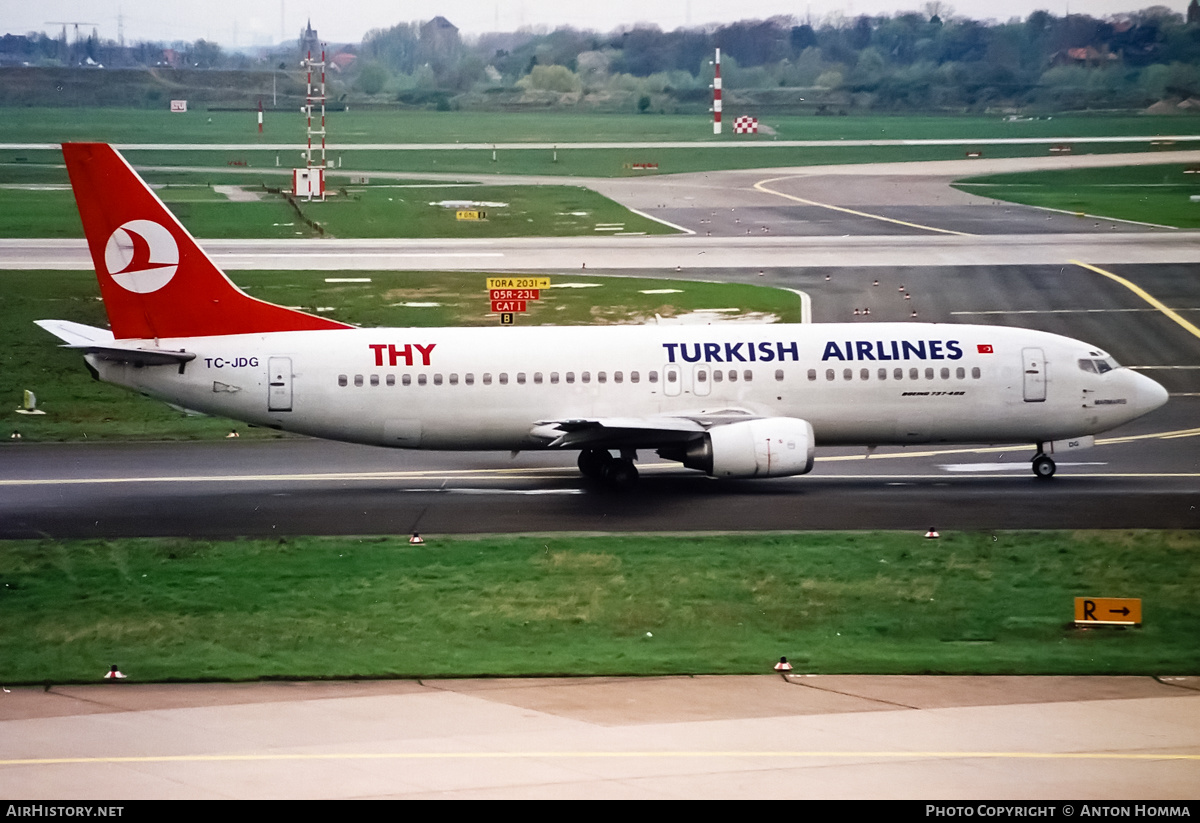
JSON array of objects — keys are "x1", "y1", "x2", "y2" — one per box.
[
  {"x1": 465, "y1": 374, "x2": 474, "y2": 385},
  {"x1": 449, "y1": 373, "x2": 459, "y2": 385},
  {"x1": 956, "y1": 367, "x2": 965, "y2": 379},
  {"x1": 925, "y1": 368, "x2": 934, "y2": 380},
  {"x1": 614, "y1": 371, "x2": 623, "y2": 383},
  {"x1": 534, "y1": 372, "x2": 543, "y2": 384},
  {"x1": 697, "y1": 369, "x2": 707, "y2": 383},
  {"x1": 516, "y1": 373, "x2": 526, "y2": 385},
  {"x1": 550, "y1": 372, "x2": 559, "y2": 384},
  {"x1": 566, "y1": 372, "x2": 575, "y2": 384},
  {"x1": 648, "y1": 371, "x2": 658, "y2": 383},
  {"x1": 402, "y1": 374, "x2": 412, "y2": 386},
  {"x1": 338, "y1": 374, "x2": 348, "y2": 387},
  {"x1": 826, "y1": 369, "x2": 835, "y2": 381},
  {"x1": 860, "y1": 368, "x2": 870, "y2": 381},
  {"x1": 631, "y1": 371, "x2": 640, "y2": 383},
  {"x1": 940, "y1": 367, "x2": 950, "y2": 379},
  {"x1": 744, "y1": 370, "x2": 753, "y2": 382},
  {"x1": 909, "y1": 368, "x2": 919, "y2": 380},
  {"x1": 598, "y1": 371, "x2": 607, "y2": 383},
  {"x1": 582, "y1": 371, "x2": 591, "y2": 384},
  {"x1": 499, "y1": 373, "x2": 509, "y2": 385},
  {"x1": 713, "y1": 370, "x2": 723, "y2": 383},
  {"x1": 971, "y1": 367, "x2": 980, "y2": 379},
  {"x1": 775, "y1": 369, "x2": 784, "y2": 381},
  {"x1": 728, "y1": 370, "x2": 737, "y2": 382},
  {"x1": 354, "y1": 375, "x2": 363, "y2": 387},
  {"x1": 893, "y1": 368, "x2": 902, "y2": 380},
  {"x1": 667, "y1": 370, "x2": 677, "y2": 383},
  {"x1": 483, "y1": 373, "x2": 492, "y2": 385},
  {"x1": 417, "y1": 374, "x2": 427, "y2": 386},
  {"x1": 878, "y1": 368, "x2": 887, "y2": 380},
  {"x1": 386, "y1": 375, "x2": 395, "y2": 387},
  {"x1": 433, "y1": 374, "x2": 443, "y2": 386},
  {"x1": 370, "y1": 375, "x2": 379, "y2": 386},
  {"x1": 843, "y1": 369, "x2": 853, "y2": 381},
  {"x1": 808, "y1": 369, "x2": 817, "y2": 381}
]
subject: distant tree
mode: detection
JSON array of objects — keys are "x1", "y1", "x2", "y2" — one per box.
[
  {"x1": 1190, "y1": 0, "x2": 1200, "y2": 25},
  {"x1": 355, "y1": 61, "x2": 389, "y2": 95},
  {"x1": 517, "y1": 64, "x2": 582, "y2": 93},
  {"x1": 637, "y1": 94, "x2": 651, "y2": 112}
]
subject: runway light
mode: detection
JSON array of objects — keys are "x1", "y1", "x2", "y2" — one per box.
[{"x1": 774, "y1": 656, "x2": 792, "y2": 672}]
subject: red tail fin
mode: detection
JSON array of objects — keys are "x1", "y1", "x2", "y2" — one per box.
[{"x1": 62, "y1": 142, "x2": 351, "y2": 340}]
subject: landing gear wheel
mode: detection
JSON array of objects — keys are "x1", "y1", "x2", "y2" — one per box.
[
  {"x1": 578, "y1": 448, "x2": 612, "y2": 480},
  {"x1": 1032, "y1": 454, "x2": 1056, "y2": 479},
  {"x1": 603, "y1": 458, "x2": 639, "y2": 489}
]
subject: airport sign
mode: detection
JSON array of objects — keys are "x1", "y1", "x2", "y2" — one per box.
[{"x1": 1074, "y1": 597, "x2": 1142, "y2": 626}]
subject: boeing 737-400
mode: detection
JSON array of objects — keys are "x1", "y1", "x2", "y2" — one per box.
[{"x1": 38, "y1": 143, "x2": 1169, "y2": 485}]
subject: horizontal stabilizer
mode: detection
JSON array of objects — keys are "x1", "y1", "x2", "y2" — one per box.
[{"x1": 36, "y1": 319, "x2": 196, "y2": 367}]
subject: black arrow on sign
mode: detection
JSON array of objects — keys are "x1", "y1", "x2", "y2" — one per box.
[{"x1": 1108, "y1": 607, "x2": 1131, "y2": 616}]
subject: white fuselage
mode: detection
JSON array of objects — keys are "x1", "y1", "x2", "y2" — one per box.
[{"x1": 87, "y1": 322, "x2": 1166, "y2": 456}]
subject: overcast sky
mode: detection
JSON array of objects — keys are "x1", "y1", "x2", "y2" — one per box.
[{"x1": 9, "y1": 1, "x2": 1191, "y2": 49}]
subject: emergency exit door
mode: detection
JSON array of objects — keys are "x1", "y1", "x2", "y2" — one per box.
[
  {"x1": 1022, "y1": 347, "x2": 1046, "y2": 403},
  {"x1": 268, "y1": 357, "x2": 293, "y2": 412}
]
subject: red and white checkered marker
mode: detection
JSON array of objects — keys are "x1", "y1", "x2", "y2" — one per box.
[
  {"x1": 734, "y1": 116, "x2": 758, "y2": 134},
  {"x1": 774, "y1": 657, "x2": 792, "y2": 671}
]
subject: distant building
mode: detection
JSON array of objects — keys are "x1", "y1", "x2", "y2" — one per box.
[
  {"x1": 300, "y1": 19, "x2": 321, "y2": 58},
  {"x1": 420, "y1": 16, "x2": 459, "y2": 51}
]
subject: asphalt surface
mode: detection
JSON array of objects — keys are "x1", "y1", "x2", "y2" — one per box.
[{"x1": 3, "y1": 153, "x2": 1199, "y2": 799}]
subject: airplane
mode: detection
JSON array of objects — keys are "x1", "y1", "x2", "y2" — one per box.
[{"x1": 38, "y1": 142, "x2": 1169, "y2": 486}]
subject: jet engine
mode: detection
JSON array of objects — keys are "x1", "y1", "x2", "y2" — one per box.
[{"x1": 666, "y1": 417, "x2": 815, "y2": 478}]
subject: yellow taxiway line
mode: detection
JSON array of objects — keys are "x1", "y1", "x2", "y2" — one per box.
[
  {"x1": 1071, "y1": 260, "x2": 1200, "y2": 341},
  {"x1": 752, "y1": 175, "x2": 973, "y2": 236}
]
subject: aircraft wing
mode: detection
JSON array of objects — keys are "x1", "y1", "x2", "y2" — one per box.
[
  {"x1": 530, "y1": 410, "x2": 758, "y2": 449},
  {"x1": 36, "y1": 320, "x2": 197, "y2": 367}
]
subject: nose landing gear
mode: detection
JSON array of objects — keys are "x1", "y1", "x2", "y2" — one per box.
[{"x1": 1032, "y1": 450, "x2": 1056, "y2": 479}]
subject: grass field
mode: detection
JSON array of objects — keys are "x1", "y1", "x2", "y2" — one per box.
[
  {"x1": 4, "y1": 109, "x2": 1200, "y2": 179},
  {"x1": 1, "y1": 530, "x2": 1195, "y2": 683},
  {"x1": 954, "y1": 162, "x2": 1200, "y2": 228},
  {"x1": 2, "y1": 270, "x2": 804, "y2": 442},
  {"x1": 0, "y1": 165, "x2": 675, "y2": 238},
  {"x1": 7, "y1": 108, "x2": 1200, "y2": 145}
]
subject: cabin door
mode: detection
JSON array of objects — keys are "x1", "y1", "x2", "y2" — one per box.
[
  {"x1": 268, "y1": 357, "x2": 293, "y2": 412},
  {"x1": 1022, "y1": 348, "x2": 1046, "y2": 403}
]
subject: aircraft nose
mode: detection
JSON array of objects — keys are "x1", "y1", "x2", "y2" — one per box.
[{"x1": 1133, "y1": 371, "x2": 1169, "y2": 416}]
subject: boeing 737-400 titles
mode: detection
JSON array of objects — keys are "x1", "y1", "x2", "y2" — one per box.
[{"x1": 38, "y1": 143, "x2": 1169, "y2": 486}]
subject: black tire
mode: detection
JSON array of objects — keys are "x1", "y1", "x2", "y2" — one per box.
[
  {"x1": 578, "y1": 448, "x2": 611, "y2": 479},
  {"x1": 1032, "y1": 454, "x2": 1056, "y2": 479},
  {"x1": 604, "y1": 458, "x2": 639, "y2": 489}
]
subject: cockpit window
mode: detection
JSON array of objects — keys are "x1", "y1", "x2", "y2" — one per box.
[{"x1": 1080, "y1": 357, "x2": 1118, "y2": 374}]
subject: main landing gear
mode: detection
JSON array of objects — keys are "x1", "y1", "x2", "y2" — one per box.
[
  {"x1": 578, "y1": 448, "x2": 639, "y2": 488},
  {"x1": 1032, "y1": 447, "x2": 1056, "y2": 480}
]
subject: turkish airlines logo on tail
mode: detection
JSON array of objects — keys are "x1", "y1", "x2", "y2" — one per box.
[{"x1": 104, "y1": 220, "x2": 179, "y2": 293}]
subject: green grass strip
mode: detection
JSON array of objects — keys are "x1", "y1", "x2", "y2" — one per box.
[
  {"x1": 1, "y1": 531, "x2": 1196, "y2": 683},
  {"x1": 954, "y1": 162, "x2": 1200, "y2": 228}
]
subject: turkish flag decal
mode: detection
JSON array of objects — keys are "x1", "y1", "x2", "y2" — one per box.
[{"x1": 977, "y1": 344, "x2": 994, "y2": 354}]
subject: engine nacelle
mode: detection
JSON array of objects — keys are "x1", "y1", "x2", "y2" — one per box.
[{"x1": 678, "y1": 417, "x2": 815, "y2": 478}]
